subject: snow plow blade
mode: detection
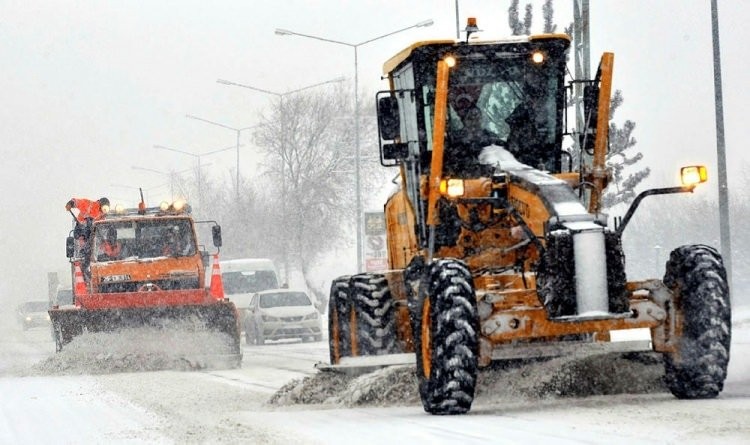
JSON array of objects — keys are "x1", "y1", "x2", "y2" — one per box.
[
  {"x1": 49, "y1": 301, "x2": 242, "y2": 368},
  {"x1": 315, "y1": 340, "x2": 653, "y2": 374},
  {"x1": 315, "y1": 353, "x2": 416, "y2": 374}
]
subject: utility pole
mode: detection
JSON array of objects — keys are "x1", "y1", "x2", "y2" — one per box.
[
  {"x1": 710, "y1": 0, "x2": 732, "y2": 291},
  {"x1": 573, "y1": 0, "x2": 591, "y2": 135}
]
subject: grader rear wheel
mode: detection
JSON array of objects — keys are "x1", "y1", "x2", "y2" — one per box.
[
  {"x1": 328, "y1": 276, "x2": 353, "y2": 364},
  {"x1": 414, "y1": 259, "x2": 479, "y2": 415},
  {"x1": 663, "y1": 244, "x2": 731, "y2": 399},
  {"x1": 350, "y1": 273, "x2": 397, "y2": 356}
]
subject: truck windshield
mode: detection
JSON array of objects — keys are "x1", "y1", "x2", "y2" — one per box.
[
  {"x1": 223, "y1": 271, "x2": 279, "y2": 295},
  {"x1": 93, "y1": 219, "x2": 197, "y2": 261},
  {"x1": 421, "y1": 51, "x2": 562, "y2": 173}
]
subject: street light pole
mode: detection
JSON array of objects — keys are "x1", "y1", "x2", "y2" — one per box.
[
  {"x1": 275, "y1": 19, "x2": 434, "y2": 272},
  {"x1": 154, "y1": 143, "x2": 237, "y2": 212},
  {"x1": 183, "y1": 116, "x2": 256, "y2": 200},
  {"x1": 710, "y1": 0, "x2": 732, "y2": 291},
  {"x1": 131, "y1": 165, "x2": 196, "y2": 201}
]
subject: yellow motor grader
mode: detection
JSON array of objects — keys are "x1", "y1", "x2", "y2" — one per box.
[{"x1": 326, "y1": 20, "x2": 731, "y2": 414}]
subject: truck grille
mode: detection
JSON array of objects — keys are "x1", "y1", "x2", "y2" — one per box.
[{"x1": 98, "y1": 277, "x2": 200, "y2": 293}]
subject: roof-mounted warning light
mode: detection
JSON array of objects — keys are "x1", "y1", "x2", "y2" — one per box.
[
  {"x1": 158, "y1": 199, "x2": 191, "y2": 215},
  {"x1": 138, "y1": 187, "x2": 146, "y2": 214},
  {"x1": 464, "y1": 17, "x2": 481, "y2": 43}
]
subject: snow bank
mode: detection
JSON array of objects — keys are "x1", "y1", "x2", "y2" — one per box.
[{"x1": 270, "y1": 351, "x2": 667, "y2": 408}]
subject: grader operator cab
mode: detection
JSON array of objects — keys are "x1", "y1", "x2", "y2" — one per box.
[
  {"x1": 326, "y1": 20, "x2": 730, "y2": 414},
  {"x1": 50, "y1": 197, "x2": 242, "y2": 368}
]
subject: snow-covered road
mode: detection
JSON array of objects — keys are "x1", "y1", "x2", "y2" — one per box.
[{"x1": 1, "y1": 308, "x2": 749, "y2": 444}]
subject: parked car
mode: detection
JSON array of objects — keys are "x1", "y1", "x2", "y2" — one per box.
[
  {"x1": 243, "y1": 289, "x2": 322, "y2": 345},
  {"x1": 16, "y1": 301, "x2": 51, "y2": 330}
]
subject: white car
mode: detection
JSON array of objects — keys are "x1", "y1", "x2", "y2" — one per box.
[
  {"x1": 243, "y1": 289, "x2": 322, "y2": 345},
  {"x1": 16, "y1": 301, "x2": 51, "y2": 330}
]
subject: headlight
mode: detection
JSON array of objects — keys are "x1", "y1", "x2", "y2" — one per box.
[
  {"x1": 173, "y1": 199, "x2": 186, "y2": 212},
  {"x1": 440, "y1": 178, "x2": 465, "y2": 197},
  {"x1": 261, "y1": 315, "x2": 278, "y2": 322},
  {"x1": 25, "y1": 316, "x2": 31, "y2": 322},
  {"x1": 304, "y1": 312, "x2": 319, "y2": 320}
]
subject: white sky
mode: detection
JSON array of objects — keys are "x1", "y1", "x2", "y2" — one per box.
[{"x1": 1, "y1": 1, "x2": 748, "y2": 300}]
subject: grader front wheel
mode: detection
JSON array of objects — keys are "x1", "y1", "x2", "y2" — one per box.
[
  {"x1": 414, "y1": 259, "x2": 479, "y2": 415},
  {"x1": 663, "y1": 244, "x2": 731, "y2": 399}
]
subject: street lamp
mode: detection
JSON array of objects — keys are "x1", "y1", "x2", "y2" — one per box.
[
  {"x1": 110, "y1": 183, "x2": 169, "y2": 205},
  {"x1": 131, "y1": 165, "x2": 203, "y2": 202},
  {"x1": 215, "y1": 76, "x2": 346, "y2": 279},
  {"x1": 216, "y1": 76, "x2": 345, "y2": 100},
  {"x1": 275, "y1": 19, "x2": 434, "y2": 272},
  {"x1": 153, "y1": 143, "x2": 238, "y2": 210},
  {"x1": 183, "y1": 116, "x2": 258, "y2": 199}
]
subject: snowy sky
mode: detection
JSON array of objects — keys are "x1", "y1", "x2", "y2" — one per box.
[{"x1": 1, "y1": 0, "x2": 748, "y2": 301}]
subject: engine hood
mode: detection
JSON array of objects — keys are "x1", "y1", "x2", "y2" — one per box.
[{"x1": 260, "y1": 305, "x2": 316, "y2": 317}]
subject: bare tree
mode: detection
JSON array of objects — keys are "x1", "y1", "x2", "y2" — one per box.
[
  {"x1": 504, "y1": 2, "x2": 648, "y2": 209},
  {"x1": 542, "y1": 0, "x2": 557, "y2": 33},
  {"x1": 508, "y1": 0, "x2": 531, "y2": 35},
  {"x1": 252, "y1": 83, "x2": 387, "y2": 294},
  {"x1": 602, "y1": 90, "x2": 650, "y2": 208}
]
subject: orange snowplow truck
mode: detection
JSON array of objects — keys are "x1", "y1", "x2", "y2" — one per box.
[
  {"x1": 326, "y1": 19, "x2": 731, "y2": 414},
  {"x1": 50, "y1": 198, "x2": 242, "y2": 367}
]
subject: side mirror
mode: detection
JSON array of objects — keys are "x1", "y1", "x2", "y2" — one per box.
[
  {"x1": 66, "y1": 237, "x2": 75, "y2": 258},
  {"x1": 377, "y1": 96, "x2": 401, "y2": 140},
  {"x1": 212, "y1": 225, "x2": 222, "y2": 248},
  {"x1": 382, "y1": 143, "x2": 409, "y2": 161}
]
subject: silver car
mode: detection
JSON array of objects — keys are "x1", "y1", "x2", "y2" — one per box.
[{"x1": 243, "y1": 289, "x2": 322, "y2": 345}]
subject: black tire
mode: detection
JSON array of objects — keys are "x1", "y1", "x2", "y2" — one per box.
[
  {"x1": 605, "y1": 230, "x2": 629, "y2": 314},
  {"x1": 314, "y1": 334, "x2": 323, "y2": 342},
  {"x1": 413, "y1": 259, "x2": 479, "y2": 415},
  {"x1": 663, "y1": 244, "x2": 731, "y2": 399},
  {"x1": 350, "y1": 273, "x2": 397, "y2": 356},
  {"x1": 328, "y1": 276, "x2": 352, "y2": 364},
  {"x1": 245, "y1": 328, "x2": 254, "y2": 345}
]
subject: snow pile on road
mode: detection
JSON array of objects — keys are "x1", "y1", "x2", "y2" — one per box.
[
  {"x1": 31, "y1": 327, "x2": 237, "y2": 375},
  {"x1": 270, "y1": 365, "x2": 419, "y2": 407},
  {"x1": 270, "y1": 351, "x2": 666, "y2": 408},
  {"x1": 477, "y1": 351, "x2": 665, "y2": 399}
]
